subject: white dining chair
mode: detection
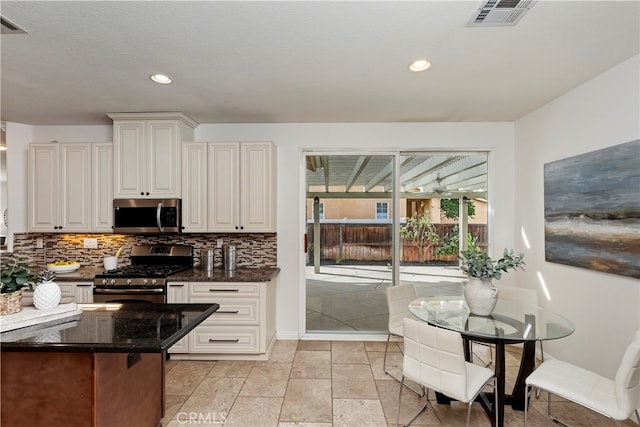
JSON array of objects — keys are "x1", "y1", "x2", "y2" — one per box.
[
  {"x1": 384, "y1": 284, "x2": 423, "y2": 396},
  {"x1": 498, "y1": 286, "x2": 545, "y2": 362},
  {"x1": 524, "y1": 330, "x2": 640, "y2": 427},
  {"x1": 397, "y1": 318, "x2": 496, "y2": 427}
]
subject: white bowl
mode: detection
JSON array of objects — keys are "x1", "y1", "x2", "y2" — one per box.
[{"x1": 47, "y1": 263, "x2": 81, "y2": 274}]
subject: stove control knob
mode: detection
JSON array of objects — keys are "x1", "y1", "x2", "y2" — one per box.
[
  {"x1": 110, "y1": 279, "x2": 117, "y2": 286},
  {"x1": 102, "y1": 279, "x2": 108, "y2": 285},
  {"x1": 127, "y1": 279, "x2": 133, "y2": 285},
  {"x1": 151, "y1": 279, "x2": 158, "y2": 286},
  {"x1": 143, "y1": 279, "x2": 149, "y2": 286}
]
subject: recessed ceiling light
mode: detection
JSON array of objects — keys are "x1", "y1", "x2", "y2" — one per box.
[
  {"x1": 150, "y1": 74, "x2": 173, "y2": 84},
  {"x1": 409, "y1": 59, "x2": 431, "y2": 72}
]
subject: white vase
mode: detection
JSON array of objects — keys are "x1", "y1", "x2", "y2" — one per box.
[
  {"x1": 463, "y1": 277, "x2": 499, "y2": 316},
  {"x1": 33, "y1": 281, "x2": 61, "y2": 310}
]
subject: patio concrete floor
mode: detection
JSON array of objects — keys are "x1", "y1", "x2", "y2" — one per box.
[{"x1": 305, "y1": 264, "x2": 466, "y2": 333}]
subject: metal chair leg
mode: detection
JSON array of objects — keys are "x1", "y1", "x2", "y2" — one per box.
[
  {"x1": 384, "y1": 333, "x2": 424, "y2": 397},
  {"x1": 396, "y1": 375, "x2": 428, "y2": 427},
  {"x1": 471, "y1": 341, "x2": 492, "y2": 367}
]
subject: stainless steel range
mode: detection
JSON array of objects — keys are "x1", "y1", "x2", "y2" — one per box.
[{"x1": 93, "y1": 244, "x2": 193, "y2": 303}]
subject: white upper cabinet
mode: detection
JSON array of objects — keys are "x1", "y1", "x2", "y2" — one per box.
[
  {"x1": 29, "y1": 143, "x2": 110, "y2": 233},
  {"x1": 209, "y1": 143, "x2": 240, "y2": 232},
  {"x1": 28, "y1": 144, "x2": 59, "y2": 232},
  {"x1": 92, "y1": 143, "x2": 113, "y2": 232},
  {"x1": 108, "y1": 113, "x2": 197, "y2": 198},
  {"x1": 211, "y1": 142, "x2": 276, "y2": 233},
  {"x1": 239, "y1": 143, "x2": 276, "y2": 233},
  {"x1": 181, "y1": 141, "x2": 276, "y2": 233},
  {"x1": 181, "y1": 143, "x2": 209, "y2": 232}
]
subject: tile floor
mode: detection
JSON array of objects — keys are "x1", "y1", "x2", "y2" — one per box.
[{"x1": 162, "y1": 340, "x2": 638, "y2": 426}]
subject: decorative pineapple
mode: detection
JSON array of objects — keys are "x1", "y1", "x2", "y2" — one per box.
[{"x1": 33, "y1": 270, "x2": 61, "y2": 310}]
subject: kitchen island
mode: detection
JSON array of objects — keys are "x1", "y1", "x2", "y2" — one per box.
[{"x1": 1, "y1": 302, "x2": 219, "y2": 427}]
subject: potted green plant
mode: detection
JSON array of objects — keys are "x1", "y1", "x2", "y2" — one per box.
[
  {"x1": 0, "y1": 256, "x2": 36, "y2": 314},
  {"x1": 459, "y1": 248, "x2": 525, "y2": 315}
]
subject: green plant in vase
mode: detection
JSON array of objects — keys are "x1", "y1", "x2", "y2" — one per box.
[{"x1": 459, "y1": 248, "x2": 525, "y2": 315}]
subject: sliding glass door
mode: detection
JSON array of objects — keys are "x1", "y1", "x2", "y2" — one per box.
[
  {"x1": 304, "y1": 151, "x2": 488, "y2": 335},
  {"x1": 305, "y1": 154, "x2": 394, "y2": 333}
]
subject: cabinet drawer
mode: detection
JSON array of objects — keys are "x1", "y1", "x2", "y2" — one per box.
[
  {"x1": 190, "y1": 325, "x2": 260, "y2": 353},
  {"x1": 57, "y1": 283, "x2": 75, "y2": 298},
  {"x1": 195, "y1": 298, "x2": 259, "y2": 325},
  {"x1": 189, "y1": 282, "x2": 260, "y2": 298}
]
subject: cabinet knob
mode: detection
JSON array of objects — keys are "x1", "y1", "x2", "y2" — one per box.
[
  {"x1": 235, "y1": 226, "x2": 239, "y2": 230},
  {"x1": 140, "y1": 192, "x2": 144, "y2": 196},
  {"x1": 146, "y1": 192, "x2": 150, "y2": 196},
  {"x1": 240, "y1": 226, "x2": 244, "y2": 230}
]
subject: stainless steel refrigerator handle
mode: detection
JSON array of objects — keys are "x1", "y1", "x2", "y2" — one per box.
[{"x1": 156, "y1": 202, "x2": 164, "y2": 232}]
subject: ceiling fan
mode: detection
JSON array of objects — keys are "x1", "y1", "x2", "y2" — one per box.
[{"x1": 425, "y1": 174, "x2": 451, "y2": 195}]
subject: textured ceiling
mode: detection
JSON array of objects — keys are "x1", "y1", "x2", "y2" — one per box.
[{"x1": 1, "y1": 1, "x2": 638, "y2": 126}]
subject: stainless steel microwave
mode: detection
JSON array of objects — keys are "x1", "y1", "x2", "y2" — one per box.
[{"x1": 113, "y1": 199, "x2": 182, "y2": 234}]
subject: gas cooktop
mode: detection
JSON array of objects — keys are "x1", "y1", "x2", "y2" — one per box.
[{"x1": 96, "y1": 264, "x2": 192, "y2": 278}]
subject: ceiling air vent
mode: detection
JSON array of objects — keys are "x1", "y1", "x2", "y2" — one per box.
[
  {"x1": 468, "y1": 0, "x2": 536, "y2": 27},
  {"x1": 1, "y1": 16, "x2": 27, "y2": 35}
]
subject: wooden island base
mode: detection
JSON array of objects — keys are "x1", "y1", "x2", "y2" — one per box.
[{"x1": 1, "y1": 351, "x2": 163, "y2": 427}]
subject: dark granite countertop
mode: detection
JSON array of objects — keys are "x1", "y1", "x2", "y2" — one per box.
[
  {"x1": 169, "y1": 267, "x2": 280, "y2": 282},
  {"x1": 38, "y1": 266, "x2": 280, "y2": 283},
  {"x1": 0, "y1": 303, "x2": 219, "y2": 353},
  {"x1": 31, "y1": 265, "x2": 103, "y2": 282}
]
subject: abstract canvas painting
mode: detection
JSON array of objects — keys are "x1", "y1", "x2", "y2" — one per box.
[{"x1": 544, "y1": 139, "x2": 640, "y2": 279}]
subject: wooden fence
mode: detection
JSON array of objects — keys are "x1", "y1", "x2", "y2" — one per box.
[{"x1": 306, "y1": 222, "x2": 487, "y2": 264}]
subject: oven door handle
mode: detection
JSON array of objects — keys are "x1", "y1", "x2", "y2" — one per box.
[
  {"x1": 94, "y1": 288, "x2": 164, "y2": 294},
  {"x1": 157, "y1": 202, "x2": 164, "y2": 233}
]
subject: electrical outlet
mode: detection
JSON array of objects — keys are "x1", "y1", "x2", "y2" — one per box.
[
  {"x1": 216, "y1": 238, "x2": 223, "y2": 248},
  {"x1": 36, "y1": 238, "x2": 43, "y2": 249},
  {"x1": 83, "y1": 238, "x2": 98, "y2": 249}
]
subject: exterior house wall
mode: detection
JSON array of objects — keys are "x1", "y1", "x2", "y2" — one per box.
[{"x1": 305, "y1": 197, "x2": 487, "y2": 223}]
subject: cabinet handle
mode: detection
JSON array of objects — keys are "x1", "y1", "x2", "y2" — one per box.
[
  {"x1": 77, "y1": 284, "x2": 92, "y2": 287},
  {"x1": 214, "y1": 310, "x2": 240, "y2": 314},
  {"x1": 209, "y1": 289, "x2": 239, "y2": 292},
  {"x1": 169, "y1": 284, "x2": 185, "y2": 287},
  {"x1": 209, "y1": 338, "x2": 240, "y2": 343}
]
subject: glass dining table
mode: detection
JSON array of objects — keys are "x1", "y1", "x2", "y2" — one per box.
[{"x1": 408, "y1": 295, "x2": 575, "y2": 427}]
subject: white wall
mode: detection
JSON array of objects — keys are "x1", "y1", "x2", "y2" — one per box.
[
  {"x1": 514, "y1": 55, "x2": 640, "y2": 378},
  {"x1": 195, "y1": 122, "x2": 516, "y2": 338}
]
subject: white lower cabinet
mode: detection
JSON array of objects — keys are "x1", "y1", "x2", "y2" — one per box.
[
  {"x1": 24, "y1": 281, "x2": 94, "y2": 306},
  {"x1": 57, "y1": 282, "x2": 94, "y2": 303},
  {"x1": 167, "y1": 282, "x2": 189, "y2": 353},
  {"x1": 168, "y1": 280, "x2": 276, "y2": 360}
]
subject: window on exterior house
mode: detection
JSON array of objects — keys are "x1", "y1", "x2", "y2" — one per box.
[
  {"x1": 376, "y1": 202, "x2": 389, "y2": 220},
  {"x1": 315, "y1": 202, "x2": 325, "y2": 220}
]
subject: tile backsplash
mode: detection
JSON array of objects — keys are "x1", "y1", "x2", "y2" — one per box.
[{"x1": 10, "y1": 233, "x2": 277, "y2": 269}]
